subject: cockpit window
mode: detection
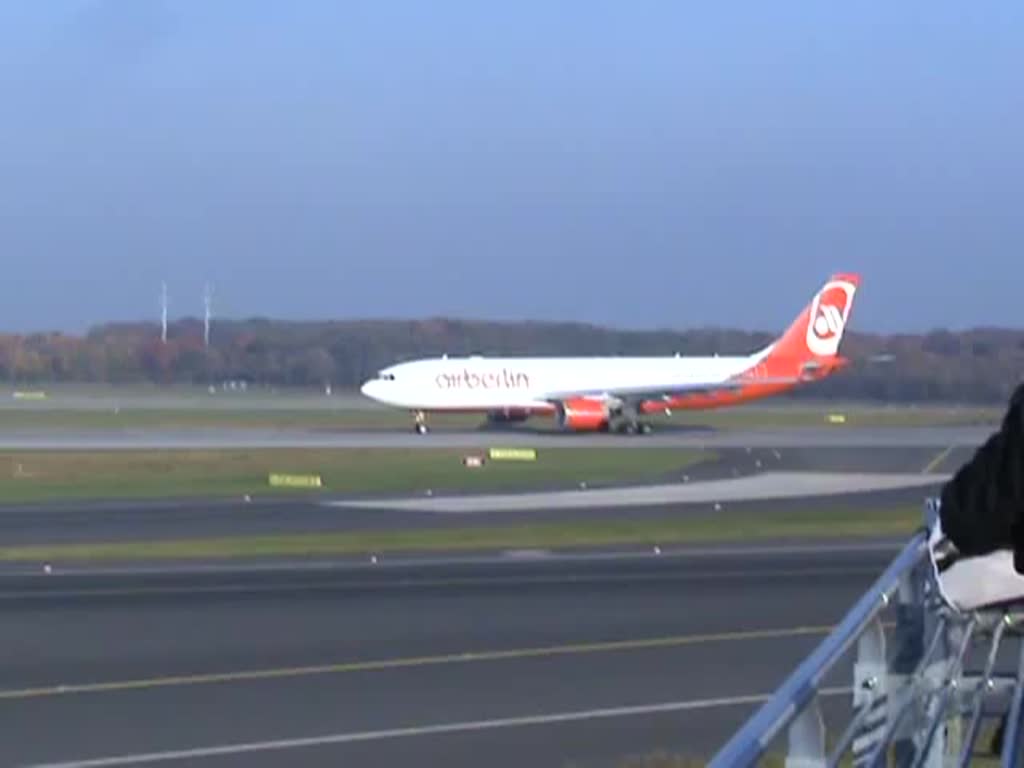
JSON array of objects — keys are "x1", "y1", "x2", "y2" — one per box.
[{"x1": 377, "y1": 372, "x2": 396, "y2": 381}]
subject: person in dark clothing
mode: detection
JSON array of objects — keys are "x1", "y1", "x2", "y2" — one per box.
[
  {"x1": 938, "y1": 381, "x2": 1024, "y2": 571},
  {"x1": 936, "y1": 382, "x2": 1024, "y2": 757}
]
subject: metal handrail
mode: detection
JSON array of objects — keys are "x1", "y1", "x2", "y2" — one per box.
[
  {"x1": 707, "y1": 527, "x2": 931, "y2": 767},
  {"x1": 707, "y1": 497, "x2": 1024, "y2": 767},
  {"x1": 1002, "y1": 641, "x2": 1024, "y2": 768}
]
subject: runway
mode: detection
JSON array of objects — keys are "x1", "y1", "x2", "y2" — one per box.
[
  {"x1": 328, "y1": 470, "x2": 948, "y2": 513},
  {"x1": 0, "y1": 546, "x2": 893, "y2": 768},
  {"x1": 0, "y1": 423, "x2": 993, "y2": 450},
  {"x1": 0, "y1": 422, "x2": 987, "y2": 766}
]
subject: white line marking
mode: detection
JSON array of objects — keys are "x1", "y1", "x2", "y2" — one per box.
[
  {"x1": 0, "y1": 565, "x2": 881, "y2": 601},
  {"x1": 323, "y1": 471, "x2": 950, "y2": 513},
  {"x1": 28, "y1": 687, "x2": 852, "y2": 767},
  {"x1": 921, "y1": 444, "x2": 956, "y2": 474},
  {"x1": 0, "y1": 539, "x2": 900, "y2": 579}
]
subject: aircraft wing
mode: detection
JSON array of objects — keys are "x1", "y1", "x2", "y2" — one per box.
[
  {"x1": 540, "y1": 375, "x2": 807, "y2": 404},
  {"x1": 540, "y1": 357, "x2": 847, "y2": 403}
]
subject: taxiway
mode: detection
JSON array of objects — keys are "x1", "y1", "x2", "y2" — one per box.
[
  {"x1": 0, "y1": 424, "x2": 993, "y2": 450},
  {"x1": 0, "y1": 444, "x2": 960, "y2": 547},
  {"x1": 0, "y1": 423, "x2": 988, "y2": 766},
  {"x1": 1, "y1": 547, "x2": 890, "y2": 767}
]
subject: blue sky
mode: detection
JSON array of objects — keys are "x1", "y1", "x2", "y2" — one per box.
[{"x1": 0, "y1": 1, "x2": 1021, "y2": 334}]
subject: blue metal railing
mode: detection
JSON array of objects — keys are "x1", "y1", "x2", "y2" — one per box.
[
  {"x1": 1001, "y1": 642, "x2": 1024, "y2": 768},
  {"x1": 708, "y1": 528, "x2": 929, "y2": 767},
  {"x1": 707, "y1": 498, "x2": 1024, "y2": 767}
]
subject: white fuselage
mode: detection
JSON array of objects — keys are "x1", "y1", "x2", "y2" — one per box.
[
  {"x1": 358, "y1": 273, "x2": 860, "y2": 423},
  {"x1": 360, "y1": 353, "x2": 763, "y2": 411}
]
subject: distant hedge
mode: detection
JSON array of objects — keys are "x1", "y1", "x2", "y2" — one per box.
[{"x1": 1, "y1": 317, "x2": 1022, "y2": 404}]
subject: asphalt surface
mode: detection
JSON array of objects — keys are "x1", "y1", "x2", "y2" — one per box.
[
  {"x1": 0, "y1": 424, "x2": 993, "y2": 450},
  {"x1": 0, "y1": 485, "x2": 940, "y2": 554},
  {"x1": 0, "y1": 427, "x2": 987, "y2": 767},
  {"x1": 0, "y1": 445, "x2": 959, "y2": 547},
  {"x1": 0, "y1": 547, "x2": 895, "y2": 768},
  {"x1": 332, "y1": 471, "x2": 947, "y2": 513}
]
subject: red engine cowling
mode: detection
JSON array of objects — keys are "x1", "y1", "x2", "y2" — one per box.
[{"x1": 555, "y1": 398, "x2": 609, "y2": 431}]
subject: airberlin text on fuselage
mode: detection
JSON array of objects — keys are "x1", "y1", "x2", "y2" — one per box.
[{"x1": 435, "y1": 369, "x2": 531, "y2": 389}]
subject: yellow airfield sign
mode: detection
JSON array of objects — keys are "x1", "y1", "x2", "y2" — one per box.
[
  {"x1": 488, "y1": 448, "x2": 537, "y2": 461},
  {"x1": 268, "y1": 473, "x2": 323, "y2": 488}
]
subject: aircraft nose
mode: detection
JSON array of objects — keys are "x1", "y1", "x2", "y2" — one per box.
[{"x1": 360, "y1": 380, "x2": 380, "y2": 399}]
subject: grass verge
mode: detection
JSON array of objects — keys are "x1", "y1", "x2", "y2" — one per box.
[
  {"x1": 0, "y1": 447, "x2": 708, "y2": 504},
  {"x1": 0, "y1": 504, "x2": 921, "y2": 562},
  {"x1": 616, "y1": 744, "x2": 1001, "y2": 767}
]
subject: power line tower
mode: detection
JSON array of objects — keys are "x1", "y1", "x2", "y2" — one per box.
[
  {"x1": 160, "y1": 281, "x2": 168, "y2": 344},
  {"x1": 203, "y1": 283, "x2": 214, "y2": 348}
]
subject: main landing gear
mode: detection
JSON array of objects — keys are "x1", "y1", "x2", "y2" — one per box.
[
  {"x1": 612, "y1": 420, "x2": 653, "y2": 435},
  {"x1": 608, "y1": 407, "x2": 654, "y2": 435}
]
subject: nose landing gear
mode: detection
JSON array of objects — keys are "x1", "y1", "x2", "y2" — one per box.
[{"x1": 413, "y1": 411, "x2": 429, "y2": 434}]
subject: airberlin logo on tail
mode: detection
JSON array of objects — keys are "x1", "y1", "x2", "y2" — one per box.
[{"x1": 805, "y1": 279, "x2": 857, "y2": 357}]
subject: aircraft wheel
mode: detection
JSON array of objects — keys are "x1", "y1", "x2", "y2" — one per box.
[{"x1": 414, "y1": 423, "x2": 429, "y2": 435}]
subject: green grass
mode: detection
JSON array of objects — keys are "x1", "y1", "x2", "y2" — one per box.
[
  {"x1": 0, "y1": 447, "x2": 709, "y2": 504},
  {"x1": 0, "y1": 408, "x2": 455, "y2": 431},
  {"x1": 664, "y1": 403, "x2": 999, "y2": 429},
  {"x1": 615, "y1": 720, "x2": 1006, "y2": 768},
  {"x1": 614, "y1": 745, "x2": 1001, "y2": 768},
  {"x1": 0, "y1": 504, "x2": 921, "y2": 562},
  {"x1": 614, "y1": 717, "x2": 1007, "y2": 766}
]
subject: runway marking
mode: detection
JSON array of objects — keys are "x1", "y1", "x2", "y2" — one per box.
[
  {"x1": 27, "y1": 686, "x2": 853, "y2": 767},
  {"x1": 0, "y1": 624, "x2": 835, "y2": 702},
  {"x1": 0, "y1": 540, "x2": 902, "y2": 579},
  {"x1": 0, "y1": 536, "x2": 905, "y2": 581},
  {"x1": 922, "y1": 444, "x2": 956, "y2": 474},
  {"x1": 0, "y1": 565, "x2": 882, "y2": 601},
  {"x1": 324, "y1": 470, "x2": 953, "y2": 513}
]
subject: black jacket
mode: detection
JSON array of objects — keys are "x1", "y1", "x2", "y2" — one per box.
[{"x1": 938, "y1": 381, "x2": 1024, "y2": 570}]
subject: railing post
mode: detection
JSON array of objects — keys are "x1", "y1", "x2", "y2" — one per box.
[
  {"x1": 786, "y1": 697, "x2": 827, "y2": 768},
  {"x1": 914, "y1": 615, "x2": 965, "y2": 768},
  {"x1": 706, "y1": 497, "x2": 1024, "y2": 768},
  {"x1": 852, "y1": 617, "x2": 890, "y2": 767},
  {"x1": 1000, "y1": 639, "x2": 1024, "y2": 768},
  {"x1": 887, "y1": 520, "x2": 931, "y2": 766},
  {"x1": 959, "y1": 614, "x2": 1013, "y2": 766},
  {"x1": 911, "y1": 497, "x2": 959, "y2": 768},
  {"x1": 707, "y1": 524, "x2": 930, "y2": 768}
]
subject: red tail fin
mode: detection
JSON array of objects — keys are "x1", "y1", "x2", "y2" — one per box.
[
  {"x1": 640, "y1": 274, "x2": 861, "y2": 414},
  {"x1": 756, "y1": 273, "x2": 861, "y2": 378}
]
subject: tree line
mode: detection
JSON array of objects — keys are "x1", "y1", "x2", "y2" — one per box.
[{"x1": 1, "y1": 317, "x2": 1022, "y2": 404}]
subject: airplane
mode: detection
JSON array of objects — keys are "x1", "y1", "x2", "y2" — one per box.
[{"x1": 360, "y1": 273, "x2": 861, "y2": 435}]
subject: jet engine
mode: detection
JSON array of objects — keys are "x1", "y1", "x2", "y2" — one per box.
[{"x1": 555, "y1": 398, "x2": 610, "y2": 431}]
